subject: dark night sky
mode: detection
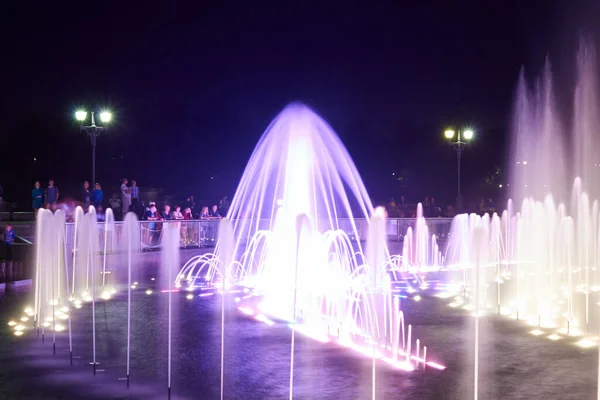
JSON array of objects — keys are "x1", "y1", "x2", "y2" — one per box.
[{"x1": 1, "y1": 0, "x2": 599, "y2": 209}]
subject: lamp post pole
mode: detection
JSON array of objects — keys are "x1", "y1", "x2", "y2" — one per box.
[
  {"x1": 456, "y1": 136, "x2": 462, "y2": 212},
  {"x1": 445, "y1": 129, "x2": 473, "y2": 213},
  {"x1": 76, "y1": 110, "x2": 111, "y2": 185}
]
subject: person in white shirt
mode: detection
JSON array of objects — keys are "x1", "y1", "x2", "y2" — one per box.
[
  {"x1": 172, "y1": 206, "x2": 184, "y2": 220},
  {"x1": 120, "y1": 178, "x2": 132, "y2": 217}
]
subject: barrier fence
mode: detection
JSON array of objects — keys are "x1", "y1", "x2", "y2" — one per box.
[
  {"x1": 64, "y1": 218, "x2": 454, "y2": 252},
  {"x1": 0, "y1": 261, "x2": 26, "y2": 283}
]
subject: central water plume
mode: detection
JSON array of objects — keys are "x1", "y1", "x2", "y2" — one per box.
[
  {"x1": 177, "y1": 103, "x2": 437, "y2": 373},
  {"x1": 180, "y1": 102, "x2": 377, "y2": 303},
  {"x1": 228, "y1": 102, "x2": 373, "y2": 247}
]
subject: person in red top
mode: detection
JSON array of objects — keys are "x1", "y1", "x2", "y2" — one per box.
[{"x1": 182, "y1": 207, "x2": 195, "y2": 246}]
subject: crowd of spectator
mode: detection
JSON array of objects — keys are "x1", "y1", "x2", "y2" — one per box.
[
  {"x1": 21, "y1": 177, "x2": 500, "y2": 226},
  {"x1": 479, "y1": 197, "x2": 496, "y2": 215},
  {"x1": 382, "y1": 195, "x2": 499, "y2": 219},
  {"x1": 27, "y1": 178, "x2": 230, "y2": 224},
  {"x1": 384, "y1": 196, "x2": 452, "y2": 218}
]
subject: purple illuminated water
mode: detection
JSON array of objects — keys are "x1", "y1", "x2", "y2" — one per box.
[{"x1": 177, "y1": 103, "x2": 436, "y2": 377}]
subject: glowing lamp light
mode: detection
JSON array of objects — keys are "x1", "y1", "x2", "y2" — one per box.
[
  {"x1": 75, "y1": 110, "x2": 87, "y2": 121},
  {"x1": 186, "y1": 294, "x2": 194, "y2": 300},
  {"x1": 145, "y1": 289, "x2": 153, "y2": 295},
  {"x1": 14, "y1": 331, "x2": 23, "y2": 337},
  {"x1": 255, "y1": 314, "x2": 276, "y2": 326},
  {"x1": 576, "y1": 338, "x2": 596, "y2": 348},
  {"x1": 99, "y1": 111, "x2": 112, "y2": 123},
  {"x1": 444, "y1": 130, "x2": 455, "y2": 139},
  {"x1": 463, "y1": 129, "x2": 474, "y2": 140},
  {"x1": 7, "y1": 321, "x2": 16, "y2": 327},
  {"x1": 382, "y1": 358, "x2": 415, "y2": 371},
  {"x1": 237, "y1": 307, "x2": 254, "y2": 316},
  {"x1": 426, "y1": 361, "x2": 446, "y2": 370}
]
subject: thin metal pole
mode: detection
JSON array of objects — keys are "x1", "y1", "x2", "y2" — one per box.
[
  {"x1": 63, "y1": 218, "x2": 73, "y2": 365},
  {"x1": 474, "y1": 242, "x2": 480, "y2": 400},
  {"x1": 167, "y1": 230, "x2": 172, "y2": 399},
  {"x1": 91, "y1": 134, "x2": 97, "y2": 188},
  {"x1": 289, "y1": 218, "x2": 302, "y2": 400},
  {"x1": 456, "y1": 146, "x2": 462, "y2": 212},
  {"x1": 220, "y1": 257, "x2": 226, "y2": 400},
  {"x1": 91, "y1": 222, "x2": 97, "y2": 376},
  {"x1": 52, "y1": 226, "x2": 56, "y2": 354},
  {"x1": 457, "y1": 147, "x2": 461, "y2": 199},
  {"x1": 126, "y1": 224, "x2": 132, "y2": 388}
]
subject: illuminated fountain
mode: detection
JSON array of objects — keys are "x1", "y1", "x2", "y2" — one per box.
[
  {"x1": 11, "y1": 206, "x2": 130, "y2": 365},
  {"x1": 9, "y1": 104, "x2": 444, "y2": 399},
  {"x1": 400, "y1": 203, "x2": 442, "y2": 273},
  {"x1": 176, "y1": 103, "x2": 440, "y2": 372},
  {"x1": 442, "y1": 38, "x2": 600, "y2": 346}
]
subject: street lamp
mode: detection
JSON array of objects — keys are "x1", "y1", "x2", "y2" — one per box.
[
  {"x1": 75, "y1": 110, "x2": 112, "y2": 185},
  {"x1": 444, "y1": 128, "x2": 474, "y2": 212}
]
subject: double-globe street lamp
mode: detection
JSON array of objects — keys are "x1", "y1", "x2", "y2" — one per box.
[
  {"x1": 75, "y1": 110, "x2": 112, "y2": 186},
  {"x1": 444, "y1": 128, "x2": 474, "y2": 212}
]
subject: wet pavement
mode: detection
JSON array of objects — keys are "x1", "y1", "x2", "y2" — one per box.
[{"x1": 0, "y1": 284, "x2": 598, "y2": 399}]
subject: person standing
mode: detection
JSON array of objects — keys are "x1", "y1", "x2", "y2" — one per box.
[
  {"x1": 209, "y1": 204, "x2": 222, "y2": 219},
  {"x1": 130, "y1": 180, "x2": 140, "y2": 215},
  {"x1": 45, "y1": 179, "x2": 59, "y2": 210},
  {"x1": 91, "y1": 183, "x2": 104, "y2": 210},
  {"x1": 81, "y1": 181, "x2": 91, "y2": 209},
  {"x1": 172, "y1": 206, "x2": 184, "y2": 220},
  {"x1": 32, "y1": 181, "x2": 44, "y2": 217},
  {"x1": 109, "y1": 194, "x2": 122, "y2": 220},
  {"x1": 120, "y1": 178, "x2": 132, "y2": 218},
  {"x1": 186, "y1": 196, "x2": 196, "y2": 215},
  {"x1": 161, "y1": 204, "x2": 173, "y2": 220},
  {"x1": 3, "y1": 224, "x2": 15, "y2": 260}
]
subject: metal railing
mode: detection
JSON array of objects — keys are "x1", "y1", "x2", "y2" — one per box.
[
  {"x1": 64, "y1": 218, "x2": 454, "y2": 252},
  {"x1": 0, "y1": 212, "x2": 35, "y2": 221}
]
